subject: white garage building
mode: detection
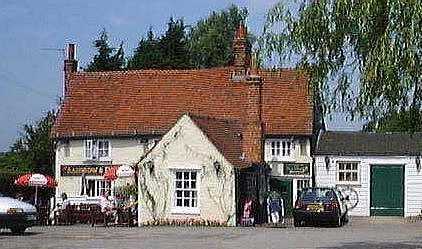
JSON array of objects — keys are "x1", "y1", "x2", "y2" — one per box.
[{"x1": 315, "y1": 131, "x2": 422, "y2": 217}]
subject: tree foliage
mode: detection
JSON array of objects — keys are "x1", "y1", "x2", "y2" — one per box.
[
  {"x1": 85, "y1": 29, "x2": 125, "y2": 71},
  {"x1": 129, "y1": 18, "x2": 191, "y2": 70},
  {"x1": 160, "y1": 18, "x2": 191, "y2": 69},
  {"x1": 0, "y1": 111, "x2": 56, "y2": 175},
  {"x1": 127, "y1": 28, "x2": 163, "y2": 69},
  {"x1": 126, "y1": 5, "x2": 251, "y2": 70},
  {"x1": 189, "y1": 5, "x2": 248, "y2": 68},
  {"x1": 260, "y1": 0, "x2": 422, "y2": 131},
  {"x1": 363, "y1": 109, "x2": 422, "y2": 132}
]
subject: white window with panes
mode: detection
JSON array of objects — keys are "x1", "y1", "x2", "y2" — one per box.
[
  {"x1": 173, "y1": 170, "x2": 199, "y2": 214},
  {"x1": 85, "y1": 179, "x2": 112, "y2": 197},
  {"x1": 268, "y1": 139, "x2": 293, "y2": 160},
  {"x1": 84, "y1": 139, "x2": 111, "y2": 161},
  {"x1": 337, "y1": 162, "x2": 360, "y2": 184}
]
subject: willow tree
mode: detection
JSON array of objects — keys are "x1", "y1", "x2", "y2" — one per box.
[{"x1": 260, "y1": 1, "x2": 422, "y2": 132}]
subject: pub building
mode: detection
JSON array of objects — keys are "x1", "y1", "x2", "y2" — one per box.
[{"x1": 52, "y1": 25, "x2": 313, "y2": 225}]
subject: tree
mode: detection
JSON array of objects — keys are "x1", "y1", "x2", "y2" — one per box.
[
  {"x1": 127, "y1": 28, "x2": 163, "y2": 69},
  {"x1": 128, "y1": 18, "x2": 191, "y2": 70},
  {"x1": 85, "y1": 29, "x2": 125, "y2": 71},
  {"x1": 260, "y1": 1, "x2": 422, "y2": 131},
  {"x1": 159, "y1": 17, "x2": 191, "y2": 69},
  {"x1": 0, "y1": 111, "x2": 56, "y2": 175},
  {"x1": 189, "y1": 5, "x2": 248, "y2": 68},
  {"x1": 363, "y1": 109, "x2": 422, "y2": 133}
]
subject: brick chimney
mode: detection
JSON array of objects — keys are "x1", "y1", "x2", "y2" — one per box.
[
  {"x1": 242, "y1": 74, "x2": 263, "y2": 165},
  {"x1": 63, "y1": 43, "x2": 77, "y2": 97},
  {"x1": 231, "y1": 24, "x2": 263, "y2": 164},
  {"x1": 232, "y1": 23, "x2": 251, "y2": 77}
]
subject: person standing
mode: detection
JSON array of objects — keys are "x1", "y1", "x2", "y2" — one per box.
[{"x1": 268, "y1": 197, "x2": 283, "y2": 224}]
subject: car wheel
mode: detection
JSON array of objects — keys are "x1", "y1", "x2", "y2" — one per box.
[{"x1": 10, "y1": 226, "x2": 26, "y2": 235}]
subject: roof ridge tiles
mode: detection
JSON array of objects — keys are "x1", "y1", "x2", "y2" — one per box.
[{"x1": 73, "y1": 67, "x2": 232, "y2": 76}]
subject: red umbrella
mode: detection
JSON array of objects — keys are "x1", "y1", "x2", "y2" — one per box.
[{"x1": 15, "y1": 173, "x2": 57, "y2": 206}]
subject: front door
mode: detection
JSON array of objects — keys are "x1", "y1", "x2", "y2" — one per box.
[
  {"x1": 270, "y1": 178, "x2": 293, "y2": 216},
  {"x1": 370, "y1": 165, "x2": 404, "y2": 216}
]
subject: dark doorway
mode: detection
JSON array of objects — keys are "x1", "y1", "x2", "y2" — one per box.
[{"x1": 270, "y1": 178, "x2": 293, "y2": 216}]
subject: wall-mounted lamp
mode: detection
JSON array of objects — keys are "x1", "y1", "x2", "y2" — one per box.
[
  {"x1": 145, "y1": 160, "x2": 154, "y2": 175},
  {"x1": 213, "y1": 161, "x2": 221, "y2": 176},
  {"x1": 416, "y1": 156, "x2": 421, "y2": 172},
  {"x1": 324, "y1": 156, "x2": 330, "y2": 171}
]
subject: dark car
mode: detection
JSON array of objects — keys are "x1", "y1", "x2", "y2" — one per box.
[
  {"x1": 293, "y1": 187, "x2": 349, "y2": 227},
  {"x1": 0, "y1": 193, "x2": 37, "y2": 234}
]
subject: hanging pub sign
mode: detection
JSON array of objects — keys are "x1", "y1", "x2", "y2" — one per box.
[
  {"x1": 60, "y1": 165, "x2": 121, "y2": 176},
  {"x1": 283, "y1": 163, "x2": 310, "y2": 176}
]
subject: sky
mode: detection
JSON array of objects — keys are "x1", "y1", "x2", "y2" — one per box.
[{"x1": 0, "y1": 0, "x2": 366, "y2": 152}]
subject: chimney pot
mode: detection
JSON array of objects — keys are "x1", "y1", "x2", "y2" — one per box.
[
  {"x1": 232, "y1": 23, "x2": 251, "y2": 76},
  {"x1": 67, "y1": 44, "x2": 76, "y2": 60},
  {"x1": 63, "y1": 43, "x2": 78, "y2": 97}
]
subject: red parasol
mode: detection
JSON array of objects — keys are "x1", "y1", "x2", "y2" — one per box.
[
  {"x1": 15, "y1": 173, "x2": 57, "y2": 187},
  {"x1": 15, "y1": 173, "x2": 57, "y2": 206}
]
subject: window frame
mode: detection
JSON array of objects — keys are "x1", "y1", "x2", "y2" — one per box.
[
  {"x1": 171, "y1": 169, "x2": 200, "y2": 214},
  {"x1": 267, "y1": 139, "x2": 294, "y2": 161},
  {"x1": 84, "y1": 139, "x2": 111, "y2": 161},
  {"x1": 336, "y1": 161, "x2": 360, "y2": 185},
  {"x1": 299, "y1": 139, "x2": 307, "y2": 156},
  {"x1": 84, "y1": 140, "x2": 93, "y2": 159},
  {"x1": 84, "y1": 178, "x2": 112, "y2": 197},
  {"x1": 63, "y1": 140, "x2": 70, "y2": 158},
  {"x1": 97, "y1": 140, "x2": 110, "y2": 159}
]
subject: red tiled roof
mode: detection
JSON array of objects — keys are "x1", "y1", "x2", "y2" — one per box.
[
  {"x1": 52, "y1": 67, "x2": 312, "y2": 138},
  {"x1": 189, "y1": 114, "x2": 248, "y2": 168}
]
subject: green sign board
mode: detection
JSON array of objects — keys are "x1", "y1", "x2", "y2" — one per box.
[{"x1": 283, "y1": 163, "x2": 310, "y2": 176}]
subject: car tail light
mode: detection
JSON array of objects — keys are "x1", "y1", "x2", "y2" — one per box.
[{"x1": 324, "y1": 202, "x2": 339, "y2": 211}]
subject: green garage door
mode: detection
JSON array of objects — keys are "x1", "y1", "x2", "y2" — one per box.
[{"x1": 370, "y1": 165, "x2": 404, "y2": 216}]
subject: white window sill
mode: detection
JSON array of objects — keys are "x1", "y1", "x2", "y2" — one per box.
[
  {"x1": 266, "y1": 157, "x2": 296, "y2": 162},
  {"x1": 171, "y1": 207, "x2": 200, "y2": 215},
  {"x1": 336, "y1": 182, "x2": 361, "y2": 187},
  {"x1": 83, "y1": 157, "x2": 112, "y2": 162}
]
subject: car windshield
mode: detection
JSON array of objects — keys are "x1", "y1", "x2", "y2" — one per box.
[{"x1": 299, "y1": 188, "x2": 336, "y2": 203}]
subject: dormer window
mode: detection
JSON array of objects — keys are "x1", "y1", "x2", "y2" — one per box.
[{"x1": 84, "y1": 139, "x2": 111, "y2": 161}]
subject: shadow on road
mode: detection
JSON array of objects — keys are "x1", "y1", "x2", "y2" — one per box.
[
  {"x1": 320, "y1": 241, "x2": 422, "y2": 249},
  {"x1": 0, "y1": 231, "x2": 41, "y2": 237}
]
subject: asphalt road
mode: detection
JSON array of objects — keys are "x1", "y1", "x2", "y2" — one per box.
[{"x1": 1, "y1": 217, "x2": 422, "y2": 249}]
